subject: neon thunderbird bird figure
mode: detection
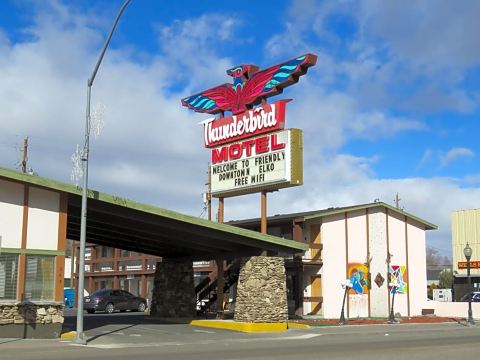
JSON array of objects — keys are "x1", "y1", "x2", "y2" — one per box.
[{"x1": 181, "y1": 53, "x2": 317, "y2": 115}]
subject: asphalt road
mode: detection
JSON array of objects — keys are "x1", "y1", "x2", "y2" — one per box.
[{"x1": 1, "y1": 312, "x2": 479, "y2": 360}]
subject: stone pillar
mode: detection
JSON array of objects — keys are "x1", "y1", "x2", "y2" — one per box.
[
  {"x1": 234, "y1": 256, "x2": 288, "y2": 323},
  {"x1": 150, "y1": 259, "x2": 196, "y2": 318}
]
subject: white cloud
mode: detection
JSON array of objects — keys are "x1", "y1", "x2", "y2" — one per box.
[
  {"x1": 155, "y1": 14, "x2": 240, "y2": 92},
  {"x1": 0, "y1": 0, "x2": 478, "y2": 260},
  {"x1": 360, "y1": 0, "x2": 480, "y2": 71},
  {"x1": 463, "y1": 174, "x2": 480, "y2": 185},
  {"x1": 266, "y1": 0, "x2": 480, "y2": 114},
  {"x1": 285, "y1": 82, "x2": 425, "y2": 152},
  {"x1": 0, "y1": 2, "x2": 222, "y2": 214},
  {"x1": 417, "y1": 149, "x2": 432, "y2": 170},
  {"x1": 440, "y1": 147, "x2": 475, "y2": 167}
]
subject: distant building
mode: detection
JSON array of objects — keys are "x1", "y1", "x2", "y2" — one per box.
[
  {"x1": 71, "y1": 244, "x2": 214, "y2": 306},
  {"x1": 451, "y1": 208, "x2": 480, "y2": 301},
  {"x1": 427, "y1": 269, "x2": 442, "y2": 288}
]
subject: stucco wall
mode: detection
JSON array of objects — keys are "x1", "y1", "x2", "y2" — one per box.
[
  {"x1": 347, "y1": 210, "x2": 368, "y2": 318},
  {"x1": 388, "y1": 210, "x2": 408, "y2": 317},
  {"x1": 303, "y1": 206, "x2": 431, "y2": 319},
  {"x1": 0, "y1": 179, "x2": 24, "y2": 248},
  {"x1": 368, "y1": 208, "x2": 389, "y2": 317},
  {"x1": 322, "y1": 212, "x2": 346, "y2": 319},
  {"x1": 407, "y1": 219, "x2": 427, "y2": 316},
  {"x1": 427, "y1": 301, "x2": 480, "y2": 318},
  {"x1": 26, "y1": 187, "x2": 60, "y2": 251}
]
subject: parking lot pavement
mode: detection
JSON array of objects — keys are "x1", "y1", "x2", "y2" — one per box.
[
  {"x1": 1, "y1": 314, "x2": 479, "y2": 360},
  {"x1": 61, "y1": 312, "x2": 471, "y2": 347}
]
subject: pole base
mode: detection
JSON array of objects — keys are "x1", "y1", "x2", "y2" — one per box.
[{"x1": 74, "y1": 332, "x2": 87, "y2": 345}]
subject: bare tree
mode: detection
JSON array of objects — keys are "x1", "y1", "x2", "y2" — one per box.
[{"x1": 426, "y1": 246, "x2": 451, "y2": 269}]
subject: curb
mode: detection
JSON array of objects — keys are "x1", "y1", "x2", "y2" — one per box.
[
  {"x1": 287, "y1": 322, "x2": 311, "y2": 329},
  {"x1": 191, "y1": 320, "x2": 288, "y2": 332},
  {"x1": 60, "y1": 331, "x2": 77, "y2": 340}
]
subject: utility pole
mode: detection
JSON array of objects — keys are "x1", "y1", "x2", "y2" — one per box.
[
  {"x1": 21, "y1": 137, "x2": 28, "y2": 173},
  {"x1": 394, "y1": 193, "x2": 401, "y2": 209}
]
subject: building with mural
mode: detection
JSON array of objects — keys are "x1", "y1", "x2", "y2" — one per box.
[
  {"x1": 451, "y1": 208, "x2": 480, "y2": 301},
  {"x1": 229, "y1": 202, "x2": 437, "y2": 318}
]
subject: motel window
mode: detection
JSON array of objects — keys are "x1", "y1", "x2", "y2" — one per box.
[
  {"x1": 24, "y1": 255, "x2": 55, "y2": 301},
  {"x1": 100, "y1": 246, "x2": 114, "y2": 258},
  {"x1": 0, "y1": 254, "x2": 19, "y2": 300}
]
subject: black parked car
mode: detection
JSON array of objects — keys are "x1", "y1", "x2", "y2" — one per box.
[
  {"x1": 460, "y1": 292, "x2": 480, "y2": 302},
  {"x1": 84, "y1": 289, "x2": 147, "y2": 314}
]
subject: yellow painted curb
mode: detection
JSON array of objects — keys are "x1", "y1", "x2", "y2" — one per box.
[
  {"x1": 287, "y1": 322, "x2": 311, "y2": 329},
  {"x1": 60, "y1": 331, "x2": 77, "y2": 340},
  {"x1": 191, "y1": 320, "x2": 288, "y2": 332}
]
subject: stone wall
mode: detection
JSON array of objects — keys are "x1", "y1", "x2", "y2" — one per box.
[
  {"x1": 150, "y1": 259, "x2": 196, "y2": 318},
  {"x1": 234, "y1": 256, "x2": 288, "y2": 323},
  {"x1": 0, "y1": 302, "x2": 64, "y2": 338}
]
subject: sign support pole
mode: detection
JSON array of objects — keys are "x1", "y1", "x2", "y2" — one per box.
[
  {"x1": 207, "y1": 164, "x2": 212, "y2": 221},
  {"x1": 261, "y1": 190, "x2": 267, "y2": 234},
  {"x1": 216, "y1": 257, "x2": 225, "y2": 319},
  {"x1": 216, "y1": 197, "x2": 225, "y2": 319},
  {"x1": 260, "y1": 98, "x2": 268, "y2": 239}
]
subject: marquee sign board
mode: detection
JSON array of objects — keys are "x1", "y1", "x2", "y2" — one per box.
[
  {"x1": 210, "y1": 129, "x2": 303, "y2": 198},
  {"x1": 181, "y1": 53, "x2": 316, "y2": 199}
]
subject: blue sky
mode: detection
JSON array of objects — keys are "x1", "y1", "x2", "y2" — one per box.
[{"x1": 1, "y1": 0, "x2": 479, "y2": 258}]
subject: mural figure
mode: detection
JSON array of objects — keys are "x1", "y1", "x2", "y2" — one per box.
[
  {"x1": 389, "y1": 265, "x2": 408, "y2": 294},
  {"x1": 347, "y1": 263, "x2": 369, "y2": 295}
]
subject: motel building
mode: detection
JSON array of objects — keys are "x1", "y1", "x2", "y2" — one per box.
[
  {"x1": 73, "y1": 204, "x2": 437, "y2": 320},
  {"x1": 0, "y1": 165, "x2": 438, "y2": 339},
  {"x1": 229, "y1": 203, "x2": 437, "y2": 318}
]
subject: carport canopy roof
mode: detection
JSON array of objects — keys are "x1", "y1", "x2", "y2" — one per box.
[{"x1": 0, "y1": 167, "x2": 308, "y2": 260}]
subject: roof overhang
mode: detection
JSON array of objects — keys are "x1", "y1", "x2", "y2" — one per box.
[
  {"x1": 304, "y1": 202, "x2": 437, "y2": 230},
  {"x1": 0, "y1": 167, "x2": 308, "y2": 260},
  {"x1": 228, "y1": 202, "x2": 437, "y2": 231}
]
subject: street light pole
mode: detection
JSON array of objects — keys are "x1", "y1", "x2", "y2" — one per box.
[
  {"x1": 388, "y1": 285, "x2": 399, "y2": 323},
  {"x1": 75, "y1": 0, "x2": 132, "y2": 345},
  {"x1": 464, "y1": 243, "x2": 475, "y2": 326},
  {"x1": 339, "y1": 282, "x2": 350, "y2": 325}
]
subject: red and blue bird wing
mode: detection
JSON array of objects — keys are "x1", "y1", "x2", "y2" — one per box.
[
  {"x1": 242, "y1": 53, "x2": 317, "y2": 108},
  {"x1": 181, "y1": 54, "x2": 317, "y2": 115},
  {"x1": 181, "y1": 84, "x2": 237, "y2": 115}
]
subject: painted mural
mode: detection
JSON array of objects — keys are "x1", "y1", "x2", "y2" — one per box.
[
  {"x1": 347, "y1": 263, "x2": 369, "y2": 295},
  {"x1": 389, "y1": 265, "x2": 408, "y2": 294}
]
